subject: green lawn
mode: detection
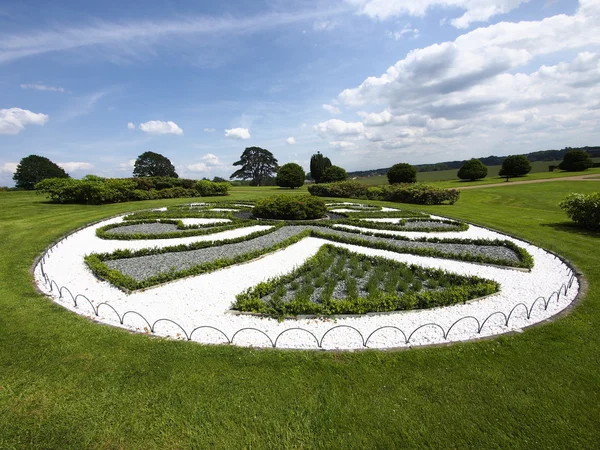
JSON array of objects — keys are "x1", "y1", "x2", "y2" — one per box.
[
  {"x1": 1, "y1": 183, "x2": 599, "y2": 449},
  {"x1": 356, "y1": 161, "x2": 600, "y2": 186}
]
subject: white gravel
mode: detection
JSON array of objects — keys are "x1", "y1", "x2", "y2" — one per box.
[{"x1": 34, "y1": 209, "x2": 578, "y2": 350}]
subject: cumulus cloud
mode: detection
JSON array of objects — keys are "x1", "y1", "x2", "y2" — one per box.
[
  {"x1": 0, "y1": 162, "x2": 18, "y2": 173},
  {"x1": 322, "y1": 104, "x2": 341, "y2": 115},
  {"x1": 57, "y1": 162, "x2": 93, "y2": 172},
  {"x1": 347, "y1": 0, "x2": 530, "y2": 28},
  {"x1": 386, "y1": 24, "x2": 419, "y2": 40},
  {"x1": 286, "y1": 137, "x2": 296, "y2": 144},
  {"x1": 139, "y1": 120, "x2": 183, "y2": 135},
  {"x1": 119, "y1": 160, "x2": 136, "y2": 170},
  {"x1": 329, "y1": 141, "x2": 357, "y2": 149},
  {"x1": 0, "y1": 108, "x2": 48, "y2": 134},
  {"x1": 187, "y1": 153, "x2": 223, "y2": 172},
  {"x1": 204, "y1": 127, "x2": 216, "y2": 132},
  {"x1": 20, "y1": 83, "x2": 66, "y2": 93},
  {"x1": 225, "y1": 127, "x2": 251, "y2": 140},
  {"x1": 358, "y1": 109, "x2": 394, "y2": 126},
  {"x1": 127, "y1": 122, "x2": 135, "y2": 130},
  {"x1": 314, "y1": 119, "x2": 364, "y2": 137}
]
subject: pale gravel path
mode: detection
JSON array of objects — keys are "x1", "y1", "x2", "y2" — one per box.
[{"x1": 34, "y1": 210, "x2": 578, "y2": 350}]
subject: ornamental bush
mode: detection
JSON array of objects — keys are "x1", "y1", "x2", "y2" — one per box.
[
  {"x1": 558, "y1": 150, "x2": 594, "y2": 172},
  {"x1": 387, "y1": 163, "x2": 417, "y2": 184},
  {"x1": 276, "y1": 163, "x2": 305, "y2": 188},
  {"x1": 321, "y1": 165, "x2": 347, "y2": 183},
  {"x1": 253, "y1": 194, "x2": 327, "y2": 220},
  {"x1": 560, "y1": 192, "x2": 600, "y2": 230},
  {"x1": 308, "y1": 181, "x2": 369, "y2": 198},
  {"x1": 457, "y1": 159, "x2": 488, "y2": 181}
]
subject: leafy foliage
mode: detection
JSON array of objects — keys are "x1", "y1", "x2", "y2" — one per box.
[
  {"x1": 310, "y1": 152, "x2": 332, "y2": 183},
  {"x1": 133, "y1": 151, "x2": 178, "y2": 178},
  {"x1": 387, "y1": 163, "x2": 417, "y2": 184},
  {"x1": 253, "y1": 194, "x2": 327, "y2": 220},
  {"x1": 560, "y1": 192, "x2": 600, "y2": 230},
  {"x1": 322, "y1": 165, "x2": 348, "y2": 183},
  {"x1": 276, "y1": 163, "x2": 305, "y2": 188},
  {"x1": 230, "y1": 147, "x2": 279, "y2": 186},
  {"x1": 12, "y1": 155, "x2": 69, "y2": 190},
  {"x1": 558, "y1": 150, "x2": 593, "y2": 172},
  {"x1": 499, "y1": 155, "x2": 531, "y2": 179},
  {"x1": 457, "y1": 159, "x2": 488, "y2": 181}
]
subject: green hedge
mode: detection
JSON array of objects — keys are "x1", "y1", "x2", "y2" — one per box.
[
  {"x1": 35, "y1": 177, "x2": 230, "y2": 204},
  {"x1": 308, "y1": 181, "x2": 459, "y2": 205},
  {"x1": 560, "y1": 192, "x2": 600, "y2": 230},
  {"x1": 253, "y1": 194, "x2": 327, "y2": 220}
]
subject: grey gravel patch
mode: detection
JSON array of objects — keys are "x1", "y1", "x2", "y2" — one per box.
[
  {"x1": 398, "y1": 221, "x2": 461, "y2": 230},
  {"x1": 104, "y1": 225, "x2": 521, "y2": 282},
  {"x1": 106, "y1": 223, "x2": 183, "y2": 235}
]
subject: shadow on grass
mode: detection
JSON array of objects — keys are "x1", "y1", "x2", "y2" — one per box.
[{"x1": 540, "y1": 221, "x2": 600, "y2": 239}]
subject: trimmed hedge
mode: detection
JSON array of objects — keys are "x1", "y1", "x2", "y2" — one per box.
[
  {"x1": 253, "y1": 195, "x2": 327, "y2": 220},
  {"x1": 308, "y1": 181, "x2": 459, "y2": 205},
  {"x1": 35, "y1": 177, "x2": 230, "y2": 204},
  {"x1": 560, "y1": 192, "x2": 600, "y2": 230}
]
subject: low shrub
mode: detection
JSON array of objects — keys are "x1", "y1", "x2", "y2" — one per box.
[
  {"x1": 253, "y1": 194, "x2": 327, "y2": 220},
  {"x1": 195, "y1": 179, "x2": 230, "y2": 196},
  {"x1": 309, "y1": 181, "x2": 459, "y2": 205},
  {"x1": 560, "y1": 192, "x2": 600, "y2": 230}
]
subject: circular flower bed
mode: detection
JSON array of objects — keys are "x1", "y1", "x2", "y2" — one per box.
[{"x1": 253, "y1": 194, "x2": 327, "y2": 220}]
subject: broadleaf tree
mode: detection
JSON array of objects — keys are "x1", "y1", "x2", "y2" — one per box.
[
  {"x1": 13, "y1": 155, "x2": 70, "y2": 190},
  {"x1": 230, "y1": 147, "x2": 279, "y2": 186},
  {"x1": 499, "y1": 155, "x2": 531, "y2": 181},
  {"x1": 133, "y1": 151, "x2": 178, "y2": 178}
]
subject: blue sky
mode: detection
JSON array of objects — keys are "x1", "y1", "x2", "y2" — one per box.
[{"x1": 1, "y1": 0, "x2": 598, "y2": 185}]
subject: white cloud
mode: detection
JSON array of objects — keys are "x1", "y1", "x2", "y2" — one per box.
[
  {"x1": 314, "y1": 119, "x2": 364, "y2": 137},
  {"x1": 20, "y1": 83, "x2": 66, "y2": 93},
  {"x1": 329, "y1": 141, "x2": 357, "y2": 149},
  {"x1": 0, "y1": 162, "x2": 18, "y2": 173},
  {"x1": 322, "y1": 104, "x2": 342, "y2": 115},
  {"x1": 225, "y1": 127, "x2": 251, "y2": 140},
  {"x1": 119, "y1": 159, "x2": 136, "y2": 170},
  {"x1": 347, "y1": 0, "x2": 530, "y2": 28},
  {"x1": 286, "y1": 137, "x2": 297, "y2": 145},
  {"x1": 57, "y1": 162, "x2": 93, "y2": 172},
  {"x1": 204, "y1": 127, "x2": 216, "y2": 132},
  {"x1": 358, "y1": 109, "x2": 394, "y2": 126},
  {"x1": 139, "y1": 120, "x2": 183, "y2": 135},
  {"x1": 313, "y1": 20, "x2": 338, "y2": 32},
  {"x1": 0, "y1": 108, "x2": 48, "y2": 134},
  {"x1": 187, "y1": 153, "x2": 223, "y2": 172},
  {"x1": 127, "y1": 122, "x2": 135, "y2": 130},
  {"x1": 386, "y1": 24, "x2": 419, "y2": 40}
]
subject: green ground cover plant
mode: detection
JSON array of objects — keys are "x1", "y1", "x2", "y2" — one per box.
[
  {"x1": 0, "y1": 182, "x2": 599, "y2": 448},
  {"x1": 233, "y1": 245, "x2": 499, "y2": 318}
]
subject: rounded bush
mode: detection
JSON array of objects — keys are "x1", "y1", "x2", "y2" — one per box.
[
  {"x1": 457, "y1": 159, "x2": 488, "y2": 181},
  {"x1": 558, "y1": 150, "x2": 593, "y2": 172},
  {"x1": 499, "y1": 155, "x2": 531, "y2": 178},
  {"x1": 560, "y1": 192, "x2": 600, "y2": 230},
  {"x1": 253, "y1": 194, "x2": 327, "y2": 220},
  {"x1": 276, "y1": 163, "x2": 305, "y2": 188},
  {"x1": 387, "y1": 163, "x2": 417, "y2": 184},
  {"x1": 322, "y1": 165, "x2": 347, "y2": 183}
]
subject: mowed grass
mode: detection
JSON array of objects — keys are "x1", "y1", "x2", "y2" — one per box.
[
  {"x1": 1, "y1": 183, "x2": 600, "y2": 449},
  {"x1": 356, "y1": 160, "x2": 600, "y2": 186}
]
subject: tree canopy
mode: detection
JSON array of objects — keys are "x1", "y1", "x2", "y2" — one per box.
[
  {"x1": 133, "y1": 151, "x2": 178, "y2": 178},
  {"x1": 499, "y1": 155, "x2": 531, "y2": 180},
  {"x1": 276, "y1": 163, "x2": 305, "y2": 189},
  {"x1": 13, "y1": 155, "x2": 69, "y2": 190},
  {"x1": 387, "y1": 163, "x2": 417, "y2": 184},
  {"x1": 310, "y1": 152, "x2": 332, "y2": 184},
  {"x1": 322, "y1": 165, "x2": 347, "y2": 183},
  {"x1": 558, "y1": 149, "x2": 593, "y2": 172},
  {"x1": 457, "y1": 159, "x2": 488, "y2": 181},
  {"x1": 230, "y1": 147, "x2": 279, "y2": 186}
]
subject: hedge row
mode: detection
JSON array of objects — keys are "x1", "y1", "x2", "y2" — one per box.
[
  {"x1": 35, "y1": 177, "x2": 230, "y2": 204},
  {"x1": 308, "y1": 181, "x2": 460, "y2": 205}
]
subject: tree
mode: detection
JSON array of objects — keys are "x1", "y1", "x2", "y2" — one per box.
[
  {"x1": 457, "y1": 159, "x2": 488, "y2": 181},
  {"x1": 212, "y1": 176, "x2": 227, "y2": 183},
  {"x1": 230, "y1": 147, "x2": 279, "y2": 186},
  {"x1": 310, "y1": 152, "x2": 332, "y2": 183},
  {"x1": 13, "y1": 155, "x2": 69, "y2": 190},
  {"x1": 499, "y1": 155, "x2": 531, "y2": 181},
  {"x1": 322, "y1": 165, "x2": 347, "y2": 183},
  {"x1": 558, "y1": 149, "x2": 593, "y2": 172},
  {"x1": 276, "y1": 163, "x2": 305, "y2": 188},
  {"x1": 387, "y1": 163, "x2": 417, "y2": 184},
  {"x1": 133, "y1": 151, "x2": 178, "y2": 178}
]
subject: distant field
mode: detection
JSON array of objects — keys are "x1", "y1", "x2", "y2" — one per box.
[{"x1": 356, "y1": 159, "x2": 600, "y2": 186}]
